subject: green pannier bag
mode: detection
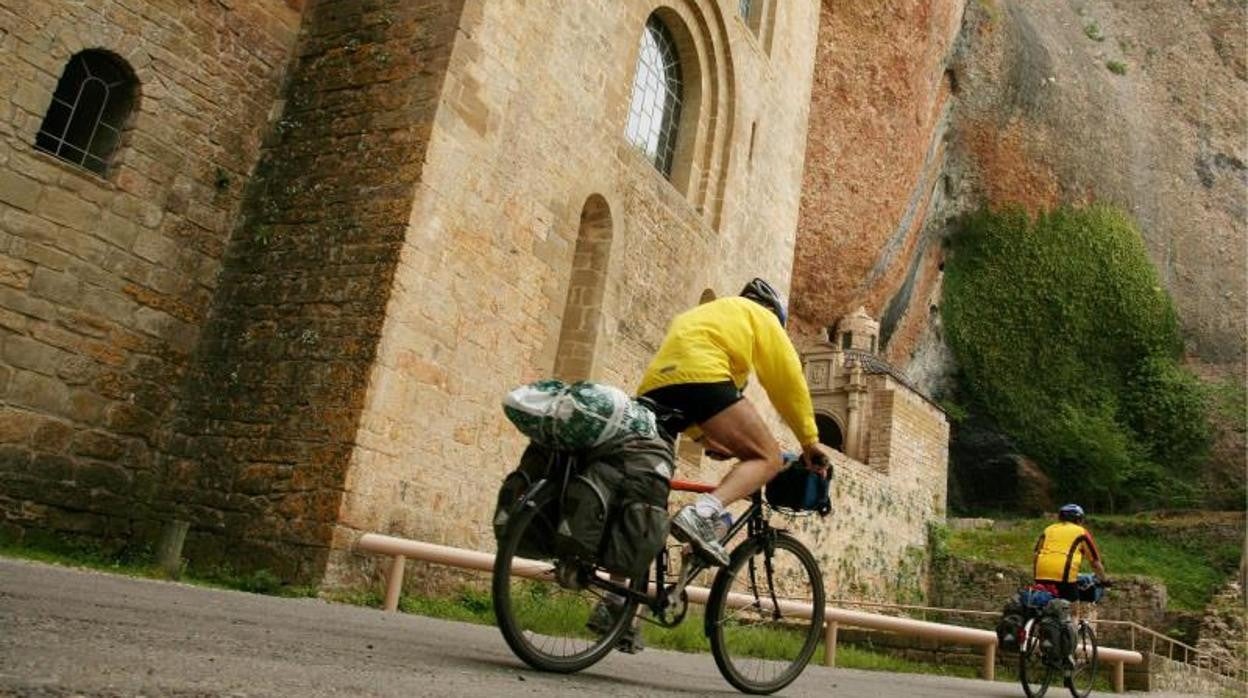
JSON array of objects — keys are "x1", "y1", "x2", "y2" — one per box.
[
  {"x1": 554, "y1": 459, "x2": 623, "y2": 560},
  {"x1": 597, "y1": 433, "x2": 673, "y2": 578}
]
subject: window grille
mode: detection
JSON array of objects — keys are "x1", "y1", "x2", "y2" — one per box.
[
  {"x1": 35, "y1": 50, "x2": 136, "y2": 176},
  {"x1": 624, "y1": 16, "x2": 683, "y2": 177}
]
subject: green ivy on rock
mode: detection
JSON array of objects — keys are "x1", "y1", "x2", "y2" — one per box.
[{"x1": 943, "y1": 205, "x2": 1211, "y2": 510}]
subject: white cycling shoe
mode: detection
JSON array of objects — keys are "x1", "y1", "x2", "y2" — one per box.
[{"x1": 670, "y1": 505, "x2": 730, "y2": 567}]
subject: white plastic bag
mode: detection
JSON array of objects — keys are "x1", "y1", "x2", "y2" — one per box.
[{"x1": 502, "y1": 379, "x2": 658, "y2": 450}]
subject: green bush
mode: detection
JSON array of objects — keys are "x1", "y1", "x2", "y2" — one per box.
[{"x1": 943, "y1": 205, "x2": 1211, "y2": 510}]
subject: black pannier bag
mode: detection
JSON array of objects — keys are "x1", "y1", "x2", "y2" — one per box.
[
  {"x1": 995, "y1": 597, "x2": 1028, "y2": 651},
  {"x1": 1042, "y1": 599, "x2": 1073, "y2": 655},
  {"x1": 597, "y1": 432, "x2": 673, "y2": 578},
  {"x1": 764, "y1": 455, "x2": 832, "y2": 515},
  {"x1": 493, "y1": 442, "x2": 559, "y2": 558}
]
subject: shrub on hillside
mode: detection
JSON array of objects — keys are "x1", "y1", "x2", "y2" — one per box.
[{"x1": 943, "y1": 205, "x2": 1212, "y2": 511}]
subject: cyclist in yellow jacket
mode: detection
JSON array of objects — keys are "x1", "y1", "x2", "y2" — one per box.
[
  {"x1": 1033, "y1": 503, "x2": 1109, "y2": 600},
  {"x1": 637, "y1": 278, "x2": 827, "y2": 566},
  {"x1": 1033, "y1": 503, "x2": 1110, "y2": 672}
]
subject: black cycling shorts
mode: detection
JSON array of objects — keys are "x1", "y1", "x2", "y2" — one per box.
[{"x1": 640, "y1": 380, "x2": 743, "y2": 434}]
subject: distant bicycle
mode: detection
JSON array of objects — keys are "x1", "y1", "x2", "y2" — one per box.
[
  {"x1": 491, "y1": 450, "x2": 826, "y2": 695},
  {"x1": 1018, "y1": 577, "x2": 1110, "y2": 698}
]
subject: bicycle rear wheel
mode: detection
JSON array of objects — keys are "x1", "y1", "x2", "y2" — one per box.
[
  {"x1": 491, "y1": 488, "x2": 645, "y2": 673},
  {"x1": 705, "y1": 531, "x2": 825, "y2": 695},
  {"x1": 1066, "y1": 622, "x2": 1098, "y2": 698},
  {"x1": 1019, "y1": 619, "x2": 1055, "y2": 698}
]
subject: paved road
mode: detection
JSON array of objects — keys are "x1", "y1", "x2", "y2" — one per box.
[{"x1": 0, "y1": 558, "x2": 1207, "y2": 697}]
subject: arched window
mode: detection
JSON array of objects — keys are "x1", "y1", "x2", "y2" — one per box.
[
  {"x1": 35, "y1": 50, "x2": 137, "y2": 176},
  {"x1": 624, "y1": 15, "x2": 683, "y2": 177}
]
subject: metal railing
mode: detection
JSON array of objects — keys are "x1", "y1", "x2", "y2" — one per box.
[
  {"x1": 355, "y1": 533, "x2": 1145, "y2": 692},
  {"x1": 830, "y1": 596, "x2": 1245, "y2": 683}
]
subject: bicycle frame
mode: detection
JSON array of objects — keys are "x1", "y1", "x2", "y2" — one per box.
[
  {"x1": 592, "y1": 493, "x2": 772, "y2": 622},
  {"x1": 517, "y1": 450, "x2": 782, "y2": 627}
]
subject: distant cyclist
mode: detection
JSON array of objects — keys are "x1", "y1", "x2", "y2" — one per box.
[
  {"x1": 637, "y1": 278, "x2": 828, "y2": 566},
  {"x1": 1032, "y1": 503, "x2": 1110, "y2": 669},
  {"x1": 1033, "y1": 503, "x2": 1109, "y2": 600}
]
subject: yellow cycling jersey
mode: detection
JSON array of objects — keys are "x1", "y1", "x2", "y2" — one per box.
[
  {"x1": 636, "y1": 296, "x2": 819, "y2": 446},
  {"x1": 1033, "y1": 522, "x2": 1101, "y2": 583}
]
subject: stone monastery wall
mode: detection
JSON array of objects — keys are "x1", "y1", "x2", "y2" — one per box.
[
  {"x1": 0, "y1": 0, "x2": 302, "y2": 547},
  {"x1": 0, "y1": 0, "x2": 953, "y2": 602}
]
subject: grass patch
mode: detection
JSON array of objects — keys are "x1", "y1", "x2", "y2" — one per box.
[
  {"x1": 836, "y1": 644, "x2": 982, "y2": 679},
  {"x1": 1106, "y1": 60, "x2": 1127, "y2": 75},
  {"x1": 1083, "y1": 21, "x2": 1105, "y2": 41},
  {"x1": 0, "y1": 538, "x2": 316, "y2": 598},
  {"x1": 947, "y1": 518, "x2": 1236, "y2": 610},
  {"x1": 385, "y1": 584, "x2": 1005, "y2": 680}
]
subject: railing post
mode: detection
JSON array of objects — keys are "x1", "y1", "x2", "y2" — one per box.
[
  {"x1": 1112, "y1": 661, "x2": 1125, "y2": 693},
  {"x1": 383, "y1": 554, "x2": 406, "y2": 612},
  {"x1": 824, "y1": 621, "x2": 839, "y2": 667},
  {"x1": 982, "y1": 642, "x2": 996, "y2": 681}
]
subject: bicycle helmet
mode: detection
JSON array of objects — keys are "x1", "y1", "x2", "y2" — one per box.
[
  {"x1": 740, "y1": 277, "x2": 788, "y2": 327},
  {"x1": 1058, "y1": 503, "x2": 1086, "y2": 523}
]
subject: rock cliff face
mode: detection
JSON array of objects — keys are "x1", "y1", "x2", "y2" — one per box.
[
  {"x1": 794, "y1": 0, "x2": 965, "y2": 395},
  {"x1": 795, "y1": 0, "x2": 1245, "y2": 377},
  {"x1": 794, "y1": 0, "x2": 1246, "y2": 509},
  {"x1": 948, "y1": 0, "x2": 1245, "y2": 370}
]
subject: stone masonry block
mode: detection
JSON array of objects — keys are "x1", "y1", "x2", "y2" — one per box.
[
  {"x1": 0, "y1": 256, "x2": 34, "y2": 289},
  {"x1": 70, "y1": 430, "x2": 127, "y2": 460},
  {"x1": 0, "y1": 170, "x2": 42, "y2": 211},
  {"x1": 7, "y1": 370, "x2": 71, "y2": 416},
  {"x1": 2, "y1": 209, "x2": 62, "y2": 250},
  {"x1": 28, "y1": 266, "x2": 80, "y2": 305},
  {"x1": 0, "y1": 407, "x2": 43, "y2": 444},
  {"x1": 131, "y1": 230, "x2": 179, "y2": 267},
  {"x1": 37, "y1": 188, "x2": 100, "y2": 232},
  {"x1": 2, "y1": 333, "x2": 64, "y2": 375},
  {"x1": 30, "y1": 418, "x2": 74, "y2": 453}
]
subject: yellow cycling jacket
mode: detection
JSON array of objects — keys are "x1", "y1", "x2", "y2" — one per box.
[
  {"x1": 1033, "y1": 521, "x2": 1102, "y2": 583},
  {"x1": 636, "y1": 296, "x2": 819, "y2": 446}
]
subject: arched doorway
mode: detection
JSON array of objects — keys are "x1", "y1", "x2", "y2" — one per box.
[{"x1": 816, "y1": 412, "x2": 843, "y2": 452}]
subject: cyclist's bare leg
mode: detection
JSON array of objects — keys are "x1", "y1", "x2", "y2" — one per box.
[{"x1": 698, "y1": 398, "x2": 783, "y2": 506}]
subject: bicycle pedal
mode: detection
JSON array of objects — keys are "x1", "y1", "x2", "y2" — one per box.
[{"x1": 615, "y1": 631, "x2": 645, "y2": 654}]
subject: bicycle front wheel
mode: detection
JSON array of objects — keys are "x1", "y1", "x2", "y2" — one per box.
[
  {"x1": 705, "y1": 531, "x2": 825, "y2": 695},
  {"x1": 1019, "y1": 619, "x2": 1054, "y2": 698},
  {"x1": 1066, "y1": 622, "x2": 1098, "y2": 698},
  {"x1": 491, "y1": 489, "x2": 644, "y2": 673}
]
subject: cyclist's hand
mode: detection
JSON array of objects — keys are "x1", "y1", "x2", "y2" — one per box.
[{"x1": 801, "y1": 443, "x2": 830, "y2": 477}]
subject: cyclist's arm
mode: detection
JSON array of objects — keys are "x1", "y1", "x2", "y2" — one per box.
[
  {"x1": 749, "y1": 309, "x2": 818, "y2": 447},
  {"x1": 1080, "y1": 531, "x2": 1107, "y2": 578}
]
